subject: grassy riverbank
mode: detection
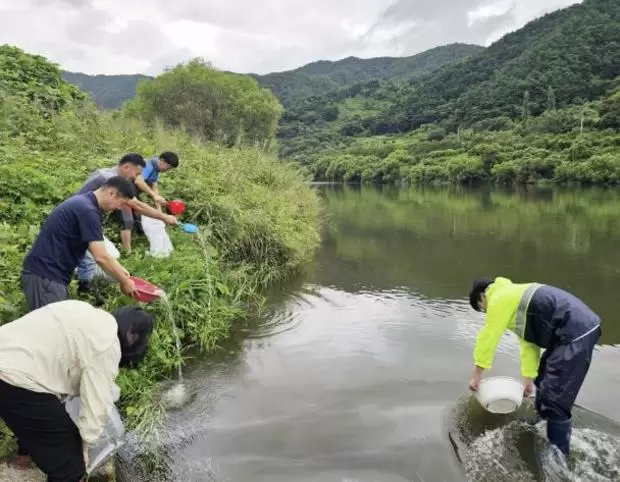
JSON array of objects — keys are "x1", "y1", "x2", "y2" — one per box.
[{"x1": 0, "y1": 59, "x2": 321, "y2": 460}]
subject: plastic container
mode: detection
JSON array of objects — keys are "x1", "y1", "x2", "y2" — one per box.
[
  {"x1": 130, "y1": 276, "x2": 164, "y2": 303},
  {"x1": 474, "y1": 376, "x2": 524, "y2": 414},
  {"x1": 64, "y1": 392, "x2": 125, "y2": 474},
  {"x1": 141, "y1": 216, "x2": 174, "y2": 258},
  {"x1": 167, "y1": 199, "x2": 186, "y2": 216},
  {"x1": 181, "y1": 223, "x2": 198, "y2": 234}
]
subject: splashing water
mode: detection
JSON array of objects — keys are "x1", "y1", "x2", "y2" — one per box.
[
  {"x1": 463, "y1": 420, "x2": 620, "y2": 482},
  {"x1": 158, "y1": 291, "x2": 191, "y2": 409}
]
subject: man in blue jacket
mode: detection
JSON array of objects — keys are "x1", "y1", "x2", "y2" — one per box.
[
  {"x1": 468, "y1": 277, "x2": 601, "y2": 458},
  {"x1": 134, "y1": 151, "x2": 179, "y2": 211}
]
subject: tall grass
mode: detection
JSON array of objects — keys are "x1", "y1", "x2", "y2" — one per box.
[{"x1": 0, "y1": 94, "x2": 321, "y2": 450}]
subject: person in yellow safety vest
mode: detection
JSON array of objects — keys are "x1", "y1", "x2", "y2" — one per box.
[{"x1": 467, "y1": 276, "x2": 601, "y2": 459}]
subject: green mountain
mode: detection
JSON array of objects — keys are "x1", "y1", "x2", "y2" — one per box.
[
  {"x1": 251, "y1": 43, "x2": 483, "y2": 107},
  {"x1": 61, "y1": 71, "x2": 151, "y2": 109},
  {"x1": 281, "y1": 0, "x2": 620, "y2": 187},
  {"x1": 61, "y1": 43, "x2": 482, "y2": 110},
  {"x1": 278, "y1": 0, "x2": 620, "y2": 162},
  {"x1": 390, "y1": 0, "x2": 620, "y2": 129}
]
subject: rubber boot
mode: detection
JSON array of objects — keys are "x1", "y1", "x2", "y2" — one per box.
[{"x1": 546, "y1": 419, "x2": 572, "y2": 458}]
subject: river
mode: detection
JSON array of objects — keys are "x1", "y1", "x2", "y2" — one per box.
[{"x1": 119, "y1": 185, "x2": 620, "y2": 482}]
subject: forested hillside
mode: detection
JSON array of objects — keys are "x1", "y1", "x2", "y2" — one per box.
[
  {"x1": 56, "y1": 0, "x2": 620, "y2": 187},
  {"x1": 252, "y1": 43, "x2": 483, "y2": 107},
  {"x1": 278, "y1": 0, "x2": 620, "y2": 186},
  {"x1": 62, "y1": 71, "x2": 150, "y2": 109},
  {"x1": 61, "y1": 43, "x2": 482, "y2": 110}
]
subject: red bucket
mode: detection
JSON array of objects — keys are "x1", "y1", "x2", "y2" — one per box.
[
  {"x1": 130, "y1": 276, "x2": 163, "y2": 303},
  {"x1": 167, "y1": 200, "x2": 186, "y2": 216}
]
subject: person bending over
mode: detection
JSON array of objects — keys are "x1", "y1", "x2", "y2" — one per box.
[
  {"x1": 468, "y1": 276, "x2": 601, "y2": 458},
  {"x1": 0, "y1": 300, "x2": 155, "y2": 481},
  {"x1": 77, "y1": 152, "x2": 178, "y2": 254},
  {"x1": 21, "y1": 176, "x2": 138, "y2": 311},
  {"x1": 134, "y1": 151, "x2": 179, "y2": 211}
]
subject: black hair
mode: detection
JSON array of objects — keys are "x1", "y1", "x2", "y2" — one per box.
[
  {"x1": 101, "y1": 175, "x2": 136, "y2": 199},
  {"x1": 118, "y1": 153, "x2": 146, "y2": 168},
  {"x1": 469, "y1": 278, "x2": 494, "y2": 312},
  {"x1": 159, "y1": 151, "x2": 179, "y2": 168},
  {"x1": 112, "y1": 305, "x2": 155, "y2": 368}
]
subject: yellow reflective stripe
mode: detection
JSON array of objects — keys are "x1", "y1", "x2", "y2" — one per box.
[{"x1": 515, "y1": 283, "x2": 542, "y2": 337}]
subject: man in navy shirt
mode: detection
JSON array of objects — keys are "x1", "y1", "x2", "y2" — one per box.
[{"x1": 21, "y1": 176, "x2": 138, "y2": 311}]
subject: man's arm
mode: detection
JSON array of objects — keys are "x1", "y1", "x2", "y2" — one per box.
[
  {"x1": 134, "y1": 175, "x2": 165, "y2": 204},
  {"x1": 473, "y1": 316, "x2": 508, "y2": 371},
  {"x1": 78, "y1": 348, "x2": 119, "y2": 445},
  {"x1": 88, "y1": 241, "x2": 135, "y2": 294},
  {"x1": 126, "y1": 198, "x2": 177, "y2": 225},
  {"x1": 151, "y1": 183, "x2": 164, "y2": 211},
  {"x1": 519, "y1": 339, "x2": 541, "y2": 378},
  {"x1": 470, "y1": 302, "x2": 511, "y2": 388}
]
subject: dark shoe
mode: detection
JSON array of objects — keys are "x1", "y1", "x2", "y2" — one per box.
[{"x1": 547, "y1": 419, "x2": 572, "y2": 457}]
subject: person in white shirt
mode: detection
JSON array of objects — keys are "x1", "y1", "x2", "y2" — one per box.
[{"x1": 0, "y1": 300, "x2": 154, "y2": 482}]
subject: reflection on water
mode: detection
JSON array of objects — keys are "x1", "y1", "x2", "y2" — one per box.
[
  {"x1": 318, "y1": 185, "x2": 620, "y2": 343},
  {"x1": 118, "y1": 185, "x2": 620, "y2": 482}
]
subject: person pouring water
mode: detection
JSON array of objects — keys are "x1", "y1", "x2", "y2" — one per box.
[{"x1": 467, "y1": 276, "x2": 601, "y2": 458}]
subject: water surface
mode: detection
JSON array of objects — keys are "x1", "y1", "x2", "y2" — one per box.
[{"x1": 122, "y1": 185, "x2": 620, "y2": 481}]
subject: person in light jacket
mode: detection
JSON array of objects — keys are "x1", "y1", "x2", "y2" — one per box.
[
  {"x1": 467, "y1": 276, "x2": 601, "y2": 458},
  {"x1": 0, "y1": 300, "x2": 155, "y2": 482}
]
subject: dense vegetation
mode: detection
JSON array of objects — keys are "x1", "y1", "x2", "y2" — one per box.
[
  {"x1": 0, "y1": 45, "x2": 320, "y2": 464},
  {"x1": 278, "y1": 0, "x2": 620, "y2": 185},
  {"x1": 124, "y1": 58, "x2": 283, "y2": 148}
]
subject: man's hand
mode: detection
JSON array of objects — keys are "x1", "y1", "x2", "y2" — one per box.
[
  {"x1": 523, "y1": 377, "x2": 535, "y2": 397},
  {"x1": 153, "y1": 194, "x2": 166, "y2": 205},
  {"x1": 469, "y1": 365, "x2": 484, "y2": 391},
  {"x1": 163, "y1": 214, "x2": 179, "y2": 226},
  {"x1": 120, "y1": 277, "x2": 137, "y2": 297},
  {"x1": 469, "y1": 375, "x2": 481, "y2": 391}
]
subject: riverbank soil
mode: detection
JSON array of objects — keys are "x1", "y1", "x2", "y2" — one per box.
[{"x1": 0, "y1": 459, "x2": 115, "y2": 481}]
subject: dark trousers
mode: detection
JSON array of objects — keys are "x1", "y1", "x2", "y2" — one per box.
[
  {"x1": 0, "y1": 379, "x2": 85, "y2": 481},
  {"x1": 534, "y1": 326, "x2": 601, "y2": 455},
  {"x1": 21, "y1": 272, "x2": 69, "y2": 312},
  {"x1": 113, "y1": 208, "x2": 144, "y2": 235}
]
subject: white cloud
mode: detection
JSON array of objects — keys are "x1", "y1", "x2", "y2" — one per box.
[
  {"x1": 468, "y1": 0, "x2": 515, "y2": 27},
  {"x1": 0, "y1": 0, "x2": 582, "y2": 75}
]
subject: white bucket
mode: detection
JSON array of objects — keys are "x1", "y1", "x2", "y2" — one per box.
[{"x1": 474, "y1": 376, "x2": 525, "y2": 414}]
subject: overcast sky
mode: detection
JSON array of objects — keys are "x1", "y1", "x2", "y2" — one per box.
[{"x1": 0, "y1": 0, "x2": 581, "y2": 76}]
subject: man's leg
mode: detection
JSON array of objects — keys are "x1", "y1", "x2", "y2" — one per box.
[
  {"x1": 535, "y1": 327, "x2": 600, "y2": 457},
  {"x1": 116, "y1": 207, "x2": 135, "y2": 252},
  {"x1": 76, "y1": 249, "x2": 98, "y2": 294},
  {"x1": 0, "y1": 379, "x2": 85, "y2": 482},
  {"x1": 18, "y1": 274, "x2": 70, "y2": 465},
  {"x1": 20, "y1": 273, "x2": 69, "y2": 312}
]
